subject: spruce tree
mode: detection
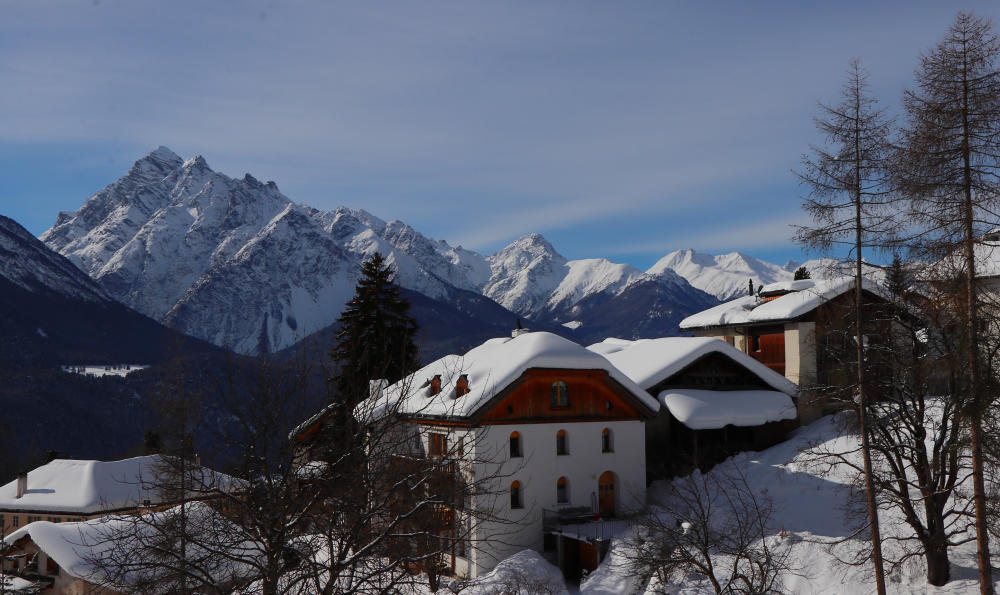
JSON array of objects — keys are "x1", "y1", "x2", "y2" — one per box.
[
  {"x1": 330, "y1": 252, "x2": 420, "y2": 410},
  {"x1": 793, "y1": 266, "x2": 811, "y2": 280}
]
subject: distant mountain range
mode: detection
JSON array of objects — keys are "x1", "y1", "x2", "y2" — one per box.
[
  {"x1": 0, "y1": 147, "x2": 860, "y2": 473},
  {"x1": 29, "y1": 146, "x2": 839, "y2": 358},
  {"x1": 0, "y1": 214, "x2": 219, "y2": 366}
]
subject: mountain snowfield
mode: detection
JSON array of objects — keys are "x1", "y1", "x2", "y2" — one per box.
[
  {"x1": 651, "y1": 248, "x2": 847, "y2": 302},
  {"x1": 0, "y1": 215, "x2": 111, "y2": 304},
  {"x1": 39, "y1": 147, "x2": 836, "y2": 354}
]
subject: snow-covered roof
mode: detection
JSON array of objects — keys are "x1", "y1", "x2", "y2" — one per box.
[
  {"x1": 2, "y1": 503, "x2": 253, "y2": 587},
  {"x1": 759, "y1": 279, "x2": 816, "y2": 295},
  {"x1": 366, "y1": 331, "x2": 659, "y2": 420},
  {"x1": 679, "y1": 277, "x2": 887, "y2": 329},
  {"x1": 587, "y1": 337, "x2": 797, "y2": 396},
  {"x1": 658, "y1": 388, "x2": 797, "y2": 430},
  {"x1": 0, "y1": 456, "x2": 235, "y2": 514}
]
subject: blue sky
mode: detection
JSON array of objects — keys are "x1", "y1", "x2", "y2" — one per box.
[{"x1": 3, "y1": 1, "x2": 999, "y2": 270}]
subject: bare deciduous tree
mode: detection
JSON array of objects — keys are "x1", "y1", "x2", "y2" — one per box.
[
  {"x1": 623, "y1": 468, "x2": 792, "y2": 595},
  {"x1": 895, "y1": 13, "x2": 1000, "y2": 591},
  {"x1": 794, "y1": 57, "x2": 896, "y2": 595}
]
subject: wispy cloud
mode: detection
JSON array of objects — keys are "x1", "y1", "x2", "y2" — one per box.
[{"x1": 3, "y1": 1, "x2": 998, "y2": 266}]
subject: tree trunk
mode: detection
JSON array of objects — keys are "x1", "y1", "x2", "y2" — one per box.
[
  {"x1": 854, "y1": 87, "x2": 887, "y2": 595},
  {"x1": 925, "y1": 540, "x2": 952, "y2": 587},
  {"x1": 960, "y1": 55, "x2": 994, "y2": 593}
]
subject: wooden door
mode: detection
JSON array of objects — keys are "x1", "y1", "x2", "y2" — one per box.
[
  {"x1": 751, "y1": 332, "x2": 786, "y2": 375},
  {"x1": 598, "y1": 471, "x2": 615, "y2": 517}
]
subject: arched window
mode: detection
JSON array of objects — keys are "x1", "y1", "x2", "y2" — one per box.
[
  {"x1": 509, "y1": 431, "x2": 522, "y2": 458},
  {"x1": 510, "y1": 480, "x2": 523, "y2": 509},
  {"x1": 550, "y1": 381, "x2": 569, "y2": 407},
  {"x1": 556, "y1": 429, "x2": 568, "y2": 455},
  {"x1": 556, "y1": 476, "x2": 569, "y2": 503},
  {"x1": 602, "y1": 428, "x2": 613, "y2": 453}
]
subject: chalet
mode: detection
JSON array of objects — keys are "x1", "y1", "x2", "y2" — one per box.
[
  {"x1": 0, "y1": 457, "x2": 165, "y2": 536},
  {"x1": 1, "y1": 502, "x2": 248, "y2": 594},
  {"x1": 679, "y1": 277, "x2": 892, "y2": 422},
  {"x1": 350, "y1": 331, "x2": 660, "y2": 581},
  {"x1": 589, "y1": 337, "x2": 798, "y2": 478},
  {"x1": 1, "y1": 518, "x2": 122, "y2": 594}
]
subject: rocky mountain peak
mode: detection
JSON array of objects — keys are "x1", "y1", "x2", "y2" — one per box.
[{"x1": 126, "y1": 146, "x2": 183, "y2": 183}]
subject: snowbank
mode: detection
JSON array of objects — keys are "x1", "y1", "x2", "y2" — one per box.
[{"x1": 463, "y1": 550, "x2": 568, "y2": 594}]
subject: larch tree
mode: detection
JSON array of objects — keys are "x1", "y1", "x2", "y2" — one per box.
[
  {"x1": 895, "y1": 13, "x2": 1000, "y2": 592},
  {"x1": 795, "y1": 58, "x2": 895, "y2": 595}
]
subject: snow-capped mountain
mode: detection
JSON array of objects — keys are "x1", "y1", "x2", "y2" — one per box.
[
  {"x1": 43, "y1": 148, "x2": 510, "y2": 354},
  {"x1": 0, "y1": 214, "x2": 218, "y2": 366},
  {"x1": 649, "y1": 249, "x2": 794, "y2": 301},
  {"x1": 478, "y1": 233, "x2": 720, "y2": 342},
  {"x1": 39, "y1": 147, "x2": 738, "y2": 354},
  {"x1": 0, "y1": 215, "x2": 111, "y2": 304},
  {"x1": 649, "y1": 248, "x2": 849, "y2": 301}
]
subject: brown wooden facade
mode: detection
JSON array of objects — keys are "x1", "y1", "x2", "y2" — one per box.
[{"x1": 477, "y1": 369, "x2": 650, "y2": 425}]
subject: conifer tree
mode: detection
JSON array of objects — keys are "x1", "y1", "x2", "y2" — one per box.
[
  {"x1": 330, "y1": 253, "x2": 420, "y2": 412},
  {"x1": 795, "y1": 58, "x2": 894, "y2": 595},
  {"x1": 793, "y1": 266, "x2": 811, "y2": 280}
]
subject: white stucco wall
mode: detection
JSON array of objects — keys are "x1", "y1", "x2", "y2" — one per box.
[{"x1": 466, "y1": 420, "x2": 647, "y2": 577}]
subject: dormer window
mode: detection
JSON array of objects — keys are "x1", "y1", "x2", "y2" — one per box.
[
  {"x1": 550, "y1": 381, "x2": 569, "y2": 408},
  {"x1": 455, "y1": 374, "x2": 470, "y2": 397},
  {"x1": 427, "y1": 375, "x2": 442, "y2": 396}
]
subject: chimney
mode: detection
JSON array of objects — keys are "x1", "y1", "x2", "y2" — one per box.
[
  {"x1": 511, "y1": 324, "x2": 531, "y2": 338},
  {"x1": 15, "y1": 470, "x2": 27, "y2": 499}
]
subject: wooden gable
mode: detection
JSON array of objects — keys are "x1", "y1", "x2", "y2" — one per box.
[
  {"x1": 476, "y1": 368, "x2": 650, "y2": 425},
  {"x1": 650, "y1": 352, "x2": 775, "y2": 395}
]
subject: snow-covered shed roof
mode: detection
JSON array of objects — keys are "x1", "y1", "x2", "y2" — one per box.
[
  {"x1": 679, "y1": 277, "x2": 887, "y2": 329},
  {"x1": 365, "y1": 331, "x2": 659, "y2": 420},
  {"x1": 587, "y1": 337, "x2": 798, "y2": 396},
  {"x1": 0, "y1": 456, "x2": 235, "y2": 514},
  {"x1": 659, "y1": 389, "x2": 797, "y2": 430}
]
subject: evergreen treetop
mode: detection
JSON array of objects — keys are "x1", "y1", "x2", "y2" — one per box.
[{"x1": 330, "y1": 253, "x2": 419, "y2": 407}]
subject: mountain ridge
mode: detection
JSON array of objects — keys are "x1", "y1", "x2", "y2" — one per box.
[{"x1": 40, "y1": 147, "x2": 816, "y2": 354}]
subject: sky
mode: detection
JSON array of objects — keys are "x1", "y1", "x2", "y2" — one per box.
[{"x1": 3, "y1": 1, "x2": 1000, "y2": 271}]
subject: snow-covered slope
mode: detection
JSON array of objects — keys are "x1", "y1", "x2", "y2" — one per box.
[
  {"x1": 650, "y1": 249, "x2": 859, "y2": 301},
  {"x1": 649, "y1": 248, "x2": 794, "y2": 301},
  {"x1": 576, "y1": 409, "x2": 995, "y2": 594},
  {"x1": 481, "y1": 233, "x2": 704, "y2": 326},
  {"x1": 483, "y1": 233, "x2": 569, "y2": 315},
  {"x1": 42, "y1": 148, "x2": 508, "y2": 354},
  {"x1": 0, "y1": 215, "x2": 111, "y2": 303},
  {"x1": 40, "y1": 147, "x2": 769, "y2": 354}
]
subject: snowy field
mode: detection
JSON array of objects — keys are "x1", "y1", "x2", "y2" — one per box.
[
  {"x1": 61, "y1": 364, "x2": 148, "y2": 377},
  {"x1": 458, "y1": 412, "x2": 995, "y2": 594}
]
